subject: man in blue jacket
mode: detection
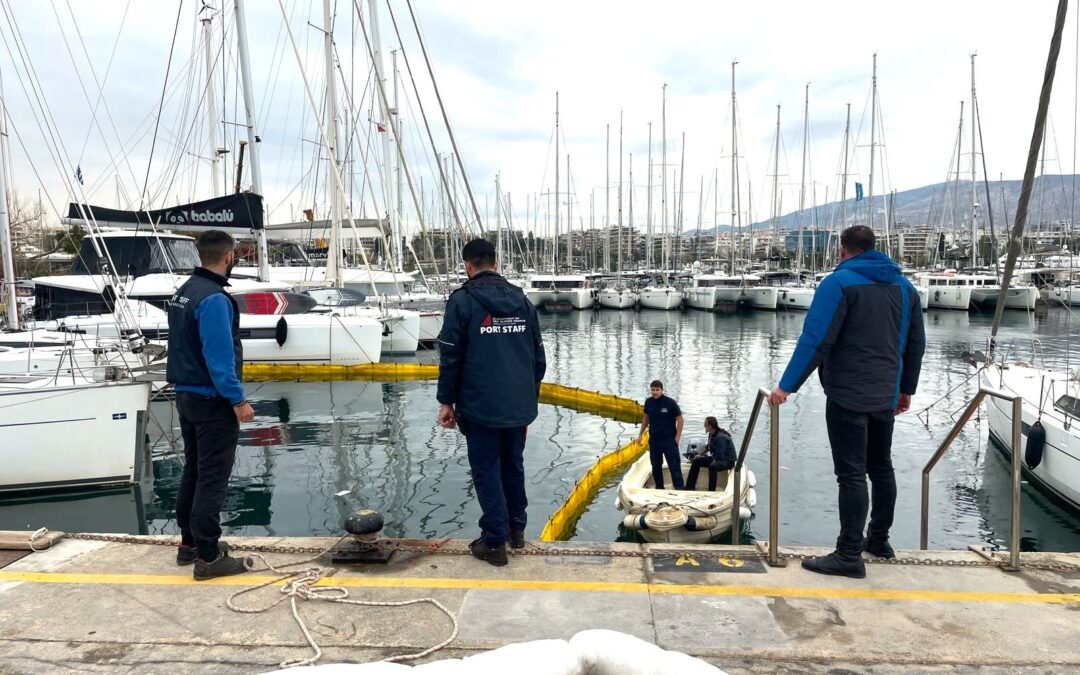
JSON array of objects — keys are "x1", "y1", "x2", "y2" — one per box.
[
  {"x1": 167, "y1": 230, "x2": 254, "y2": 580},
  {"x1": 436, "y1": 239, "x2": 547, "y2": 566},
  {"x1": 769, "y1": 225, "x2": 925, "y2": 578}
]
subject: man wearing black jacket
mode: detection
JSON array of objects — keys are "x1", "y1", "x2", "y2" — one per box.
[
  {"x1": 436, "y1": 239, "x2": 547, "y2": 567},
  {"x1": 770, "y1": 225, "x2": 925, "y2": 579}
]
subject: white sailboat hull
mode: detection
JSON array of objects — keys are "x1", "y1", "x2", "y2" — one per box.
[
  {"x1": 239, "y1": 313, "x2": 384, "y2": 365},
  {"x1": 684, "y1": 287, "x2": 718, "y2": 311},
  {"x1": 927, "y1": 286, "x2": 972, "y2": 310},
  {"x1": 0, "y1": 377, "x2": 151, "y2": 492},
  {"x1": 777, "y1": 287, "x2": 814, "y2": 310},
  {"x1": 741, "y1": 286, "x2": 778, "y2": 310},
  {"x1": 598, "y1": 289, "x2": 639, "y2": 309},
  {"x1": 970, "y1": 286, "x2": 1038, "y2": 310},
  {"x1": 1043, "y1": 285, "x2": 1080, "y2": 306},
  {"x1": 638, "y1": 287, "x2": 683, "y2": 310},
  {"x1": 982, "y1": 365, "x2": 1080, "y2": 510}
]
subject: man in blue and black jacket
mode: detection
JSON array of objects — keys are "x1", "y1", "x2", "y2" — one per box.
[
  {"x1": 167, "y1": 230, "x2": 254, "y2": 580},
  {"x1": 436, "y1": 239, "x2": 546, "y2": 567},
  {"x1": 770, "y1": 225, "x2": 925, "y2": 579}
]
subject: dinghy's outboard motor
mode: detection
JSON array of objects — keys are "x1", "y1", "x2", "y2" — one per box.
[{"x1": 1025, "y1": 421, "x2": 1046, "y2": 470}]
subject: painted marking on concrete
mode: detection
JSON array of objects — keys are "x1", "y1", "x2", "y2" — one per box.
[
  {"x1": 0, "y1": 570, "x2": 1077, "y2": 605},
  {"x1": 652, "y1": 554, "x2": 766, "y2": 574}
]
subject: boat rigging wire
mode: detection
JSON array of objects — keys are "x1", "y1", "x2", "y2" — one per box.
[{"x1": 140, "y1": 0, "x2": 186, "y2": 208}]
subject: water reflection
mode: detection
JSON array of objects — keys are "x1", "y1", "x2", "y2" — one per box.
[{"x1": 1, "y1": 307, "x2": 1077, "y2": 552}]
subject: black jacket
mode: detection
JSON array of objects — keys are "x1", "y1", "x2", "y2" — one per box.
[
  {"x1": 437, "y1": 271, "x2": 547, "y2": 428},
  {"x1": 165, "y1": 267, "x2": 243, "y2": 394},
  {"x1": 705, "y1": 430, "x2": 737, "y2": 465},
  {"x1": 779, "y1": 251, "x2": 926, "y2": 412}
]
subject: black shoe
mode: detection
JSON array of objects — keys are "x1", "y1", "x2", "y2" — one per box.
[
  {"x1": 177, "y1": 541, "x2": 229, "y2": 566},
  {"x1": 193, "y1": 550, "x2": 252, "y2": 581},
  {"x1": 469, "y1": 538, "x2": 508, "y2": 567},
  {"x1": 864, "y1": 539, "x2": 895, "y2": 560},
  {"x1": 509, "y1": 531, "x2": 526, "y2": 549},
  {"x1": 801, "y1": 552, "x2": 866, "y2": 579},
  {"x1": 176, "y1": 545, "x2": 197, "y2": 566}
]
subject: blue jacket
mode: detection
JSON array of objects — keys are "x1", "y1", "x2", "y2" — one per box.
[
  {"x1": 166, "y1": 267, "x2": 245, "y2": 405},
  {"x1": 437, "y1": 271, "x2": 546, "y2": 428},
  {"x1": 778, "y1": 251, "x2": 925, "y2": 412}
]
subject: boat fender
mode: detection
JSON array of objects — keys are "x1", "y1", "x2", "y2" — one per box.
[
  {"x1": 1025, "y1": 421, "x2": 1046, "y2": 470},
  {"x1": 275, "y1": 316, "x2": 288, "y2": 346},
  {"x1": 685, "y1": 515, "x2": 718, "y2": 531},
  {"x1": 622, "y1": 514, "x2": 650, "y2": 530},
  {"x1": 739, "y1": 506, "x2": 752, "y2": 521}
]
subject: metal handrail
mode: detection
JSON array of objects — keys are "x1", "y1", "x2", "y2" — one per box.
[
  {"x1": 921, "y1": 385, "x2": 1024, "y2": 570},
  {"x1": 731, "y1": 387, "x2": 782, "y2": 567}
]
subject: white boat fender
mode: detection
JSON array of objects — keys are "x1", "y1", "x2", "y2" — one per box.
[
  {"x1": 622, "y1": 514, "x2": 650, "y2": 530},
  {"x1": 684, "y1": 515, "x2": 717, "y2": 531},
  {"x1": 1025, "y1": 421, "x2": 1046, "y2": 470},
  {"x1": 739, "y1": 506, "x2": 752, "y2": 520},
  {"x1": 275, "y1": 316, "x2": 288, "y2": 346}
]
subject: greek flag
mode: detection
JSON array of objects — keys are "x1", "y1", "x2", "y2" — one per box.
[
  {"x1": 75, "y1": 165, "x2": 84, "y2": 185},
  {"x1": 855, "y1": 182, "x2": 863, "y2": 202}
]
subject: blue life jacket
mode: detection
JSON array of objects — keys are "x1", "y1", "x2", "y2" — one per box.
[{"x1": 165, "y1": 267, "x2": 243, "y2": 391}]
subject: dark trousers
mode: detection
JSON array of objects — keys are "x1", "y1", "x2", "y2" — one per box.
[
  {"x1": 649, "y1": 441, "x2": 684, "y2": 490},
  {"x1": 175, "y1": 391, "x2": 240, "y2": 561},
  {"x1": 825, "y1": 399, "x2": 897, "y2": 561},
  {"x1": 464, "y1": 421, "x2": 528, "y2": 549},
  {"x1": 686, "y1": 457, "x2": 733, "y2": 491}
]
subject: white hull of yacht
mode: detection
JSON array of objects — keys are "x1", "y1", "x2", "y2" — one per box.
[
  {"x1": 315, "y1": 307, "x2": 421, "y2": 355},
  {"x1": 683, "y1": 287, "x2": 718, "y2": 311},
  {"x1": 915, "y1": 287, "x2": 930, "y2": 310},
  {"x1": 741, "y1": 287, "x2": 778, "y2": 310},
  {"x1": 927, "y1": 286, "x2": 972, "y2": 310},
  {"x1": 0, "y1": 375, "x2": 151, "y2": 492},
  {"x1": 1043, "y1": 286, "x2": 1080, "y2": 307},
  {"x1": 777, "y1": 287, "x2": 814, "y2": 310},
  {"x1": 982, "y1": 364, "x2": 1080, "y2": 510},
  {"x1": 638, "y1": 287, "x2": 683, "y2": 310},
  {"x1": 598, "y1": 289, "x2": 639, "y2": 309},
  {"x1": 616, "y1": 452, "x2": 757, "y2": 544},
  {"x1": 970, "y1": 286, "x2": 1039, "y2": 310},
  {"x1": 239, "y1": 313, "x2": 384, "y2": 365},
  {"x1": 527, "y1": 288, "x2": 593, "y2": 310}
]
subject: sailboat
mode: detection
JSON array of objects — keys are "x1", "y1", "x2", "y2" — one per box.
[
  {"x1": 598, "y1": 113, "x2": 639, "y2": 310},
  {"x1": 638, "y1": 85, "x2": 683, "y2": 311}
]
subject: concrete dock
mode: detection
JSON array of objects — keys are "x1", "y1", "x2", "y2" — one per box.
[{"x1": 0, "y1": 535, "x2": 1077, "y2": 673}]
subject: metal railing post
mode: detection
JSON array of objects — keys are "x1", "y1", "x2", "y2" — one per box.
[
  {"x1": 921, "y1": 386, "x2": 1025, "y2": 572},
  {"x1": 731, "y1": 388, "x2": 767, "y2": 545},
  {"x1": 1006, "y1": 395, "x2": 1023, "y2": 571},
  {"x1": 768, "y1": 396, "x2": 781, "y2": 567}
]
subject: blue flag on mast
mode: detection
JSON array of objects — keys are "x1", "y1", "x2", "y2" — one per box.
[{"x1": 854, "y1": 182, "x2": 863, "y2": 202}]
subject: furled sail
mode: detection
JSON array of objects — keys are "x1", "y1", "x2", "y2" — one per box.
[{"x1": 66, "y1": 193, "x2": 264, "y2": 231}]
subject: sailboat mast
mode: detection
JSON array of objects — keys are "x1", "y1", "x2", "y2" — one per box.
[
  {"x1": 970, "y1": 52, "x2": 980, "y2": 267},
  {"x1": 713, "y1": 169, "x2": 719, "y2": 261},
  {"x1": 554, "y1": 91, "x2": 560, "y2": 272},
  {"x1": 661, "y1": 83, "x2": 667, "y2": 275},
  {"x1": 233, "y1": 0, "x2": 270, "y2": 281},
  {"x1": 646, "y1": 122, "x2": 653, "y2": 270},
  {"x1": 605, "y1": 123, "x2": 610, "y2": 271},
  {"x1": 617, "y1": 110, "x2": 623, "y2": 276},
  {"x1": 677, "y1": 132, "x2": 685, "y2": 271},
  {"x1": 771, "y1": 105, "x2": 781, "y2": 272},
  {"x1": 798, "y1": 83, "x2": 809, "y2": 271},
  {"x1": 566, "y1": 154, "x2": 572, "y2": 270},
  {"x1": 839, "y1": 102, "x2": 850, "y2": 260},
  {"x1": 868, "y1": 53, "x2": 877, "y2": 231},
  {"x1": 730, "y1": 60, "x2": 738, "y2": 274},
  {"x1": 201, "y1": 12, "x2": 221, "y2": 197},
  {"x1": 367, "y1": 0, "x2": 400, "y2": 269},
  {"x1": 322, "y1": 0, "x2": 341, "y2": 286},
  {"x1": 0, "y1": 81, "x2": 16, "y2": 329}
]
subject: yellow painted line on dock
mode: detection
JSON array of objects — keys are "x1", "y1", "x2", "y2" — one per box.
[{"x1": 1, "y1": 570, "x2": 1077, "y2": 605}]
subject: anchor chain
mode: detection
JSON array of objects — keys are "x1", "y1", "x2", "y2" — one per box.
[{"x1": 61, "y1": 532, "x2": 1080, "y2": 572}]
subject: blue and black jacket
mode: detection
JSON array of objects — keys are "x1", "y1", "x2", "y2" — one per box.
[
  {"x1": 437, "y1": 271, "x2": 547, "y2": 428},
  {"x1": 778, "y1": 250, "x2": 925, "y2": 413},
  {"x1": 166, "y1": 267, "x2": 245, "y2": 405}
]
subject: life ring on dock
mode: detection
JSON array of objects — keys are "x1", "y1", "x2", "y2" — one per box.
[{"x1": 1024, "y1": 421, "x2": 1046, "y2": 470}]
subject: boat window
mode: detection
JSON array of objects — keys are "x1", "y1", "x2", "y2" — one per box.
[
  {"x1": 1054, "y1": 394, "x2": 1080, "y2": 418},
  {"x1": 71, "y1": 236, "x2": 200, "y2": 276}
]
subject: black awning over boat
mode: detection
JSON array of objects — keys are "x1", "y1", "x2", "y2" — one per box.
[{"x1": 67, "y1": 192, "x2": 264, "y2": 231}]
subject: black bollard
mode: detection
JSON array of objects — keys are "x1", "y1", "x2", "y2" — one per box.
[{"x1": 333, "y1": 509, "x2": 393, "y2": 565}]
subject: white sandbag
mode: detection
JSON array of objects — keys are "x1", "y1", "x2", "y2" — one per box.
[
  {"x1": 263, "y1": 663, "x2": 412, "y2": 674},
  {"x1": 569, "y1": 629, "x2": 727, "y2": 675},
  {"x1": 461, "y1": 638, "x2": 583, "y2": 675}
]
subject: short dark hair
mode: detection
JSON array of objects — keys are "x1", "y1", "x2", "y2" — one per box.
[
  {"x1": 462, "y1": 238, "x2": 496, "y2": 269},
  {"x1": 197, "y1": 230, "x2": 235, "y2": 265},
  {"x1": 840, "y1": 225, "x2": 875, "y2": 254},
  {"x1": 650, "y1": 380, "x2": 663, "y2": 390},
  {"x1": 705, "y1": 416, "x2": 719, "y2": 432}
]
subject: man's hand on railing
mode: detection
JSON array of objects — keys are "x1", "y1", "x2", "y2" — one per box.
[{"x1": 768, "y1": 387, "x2": 789, "y2": 406}]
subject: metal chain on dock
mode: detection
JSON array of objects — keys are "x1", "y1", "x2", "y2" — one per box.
[{"x1": 61, "y1": 532, "x2": 1080, "y2": 573}]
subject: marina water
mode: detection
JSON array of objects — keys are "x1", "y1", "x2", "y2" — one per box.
[{"x1": 2, "y1": 308, "x2": 1078, "y2": 552}]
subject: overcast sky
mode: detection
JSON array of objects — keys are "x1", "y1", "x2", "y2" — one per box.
[{"x1": 1, "y1": 0, "x2": 1077, "y2": 235}]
